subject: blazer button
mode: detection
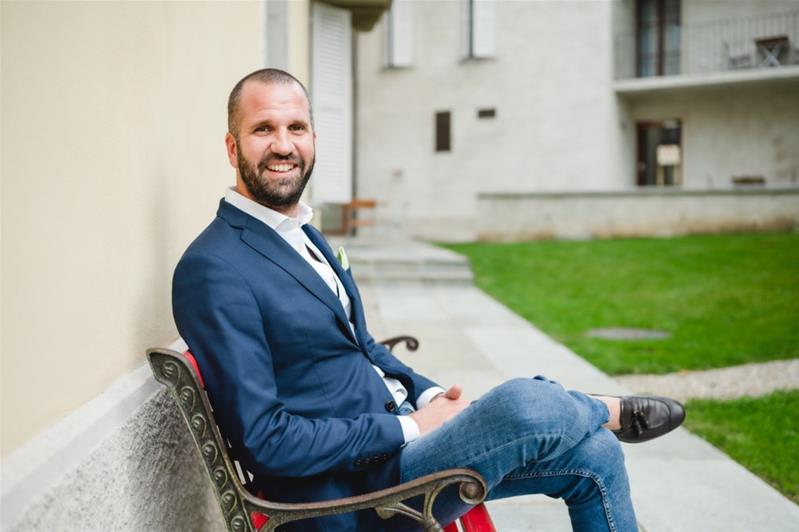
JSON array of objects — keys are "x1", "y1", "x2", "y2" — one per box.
[{"x1": 385, "y1": 401, "x2": 396, "y2": 413}]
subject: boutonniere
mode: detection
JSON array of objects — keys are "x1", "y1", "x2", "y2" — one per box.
[{"x1": 336, "y1": 246, "x2": 350, "y2": 270}]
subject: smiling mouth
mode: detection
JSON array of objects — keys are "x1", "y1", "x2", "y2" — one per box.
[{"x1": 265, "y1": 163, "x2": 297, "y2": 173}]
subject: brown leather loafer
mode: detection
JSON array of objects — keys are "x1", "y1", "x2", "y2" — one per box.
[{"x1": 613, "y1": 395, "x2": 685, "y2": 443}]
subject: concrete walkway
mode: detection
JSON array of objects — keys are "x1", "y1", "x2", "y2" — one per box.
[{"x1": 341, "y1": 238, "x2": 799, "y2": 532}]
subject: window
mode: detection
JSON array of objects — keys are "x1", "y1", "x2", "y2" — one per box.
[
  {"x1": 385, "y1": 0, "x2": 413, "y2": 68},
  {"x1": 435, "y1": 111, "x2": 451, "y2": 152},
  {"x1": 636, "y1": 0, "x2": 680, "y2": 77},
  {"x1": 463, "y1": 0, "x2": 496, "y2": 59}
]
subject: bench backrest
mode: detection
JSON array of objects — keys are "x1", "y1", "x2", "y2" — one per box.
[{"x1": 147, "y1": 347, "x2": 265, "y2": 531}]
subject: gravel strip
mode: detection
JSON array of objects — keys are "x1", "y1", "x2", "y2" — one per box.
[{"x1": 614, "y1": 359, "x2": 799, "y2": 403}]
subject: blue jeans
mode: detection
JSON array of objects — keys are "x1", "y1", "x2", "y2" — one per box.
[{"x1": 398, "y1": 377, "x2": 638, "y2": 532}]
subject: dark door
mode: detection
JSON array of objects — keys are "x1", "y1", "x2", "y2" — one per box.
[{"x1": 636, "y1": 120, "x2": 682, "y2": 186}]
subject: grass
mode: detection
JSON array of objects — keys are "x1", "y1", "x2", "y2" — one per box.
[
  {"x1": 684, "y1": 391, "x2": 799, "y2": 503},
  {"x1": 445, "y1": 233, "x2": 799, "y2": 375}
]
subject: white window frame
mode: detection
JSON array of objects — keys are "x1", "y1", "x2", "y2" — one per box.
[
  {"x1": 463, "y1": 0, "x2": 496, "y2": 59},
  {"x1": 385, "y1": 0, "x2": 414, "y2": 68}
]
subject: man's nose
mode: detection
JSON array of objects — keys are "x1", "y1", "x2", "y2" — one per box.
[{"x1": 270, "y1": 130, "x2": 293, "y2": 155}]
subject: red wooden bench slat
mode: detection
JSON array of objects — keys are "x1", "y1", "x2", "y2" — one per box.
[
  {"x1": 183, "y1": 351, "x2": 205, "y2": 388},
  {"x1": 459, "y1": 501, "x2": 497, "y2": 531}
]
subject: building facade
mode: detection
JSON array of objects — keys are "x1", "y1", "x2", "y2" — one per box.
[{"x1": 355, "y1": 0, "x2": 799, "y2": 241}]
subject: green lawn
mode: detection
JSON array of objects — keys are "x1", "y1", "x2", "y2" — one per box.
[
  {"x1": 445, "y1": 233, "x2": 799, "y2": 375},
  {"x1": 684, "y1": 391, "x2": 799, "y2": 503}
]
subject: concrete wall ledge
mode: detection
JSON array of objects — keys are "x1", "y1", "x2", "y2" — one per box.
[
  {"x1": 613, "y1": 65, "x2": 799, "y2": 95},
  {"x1": 477, "y1": 188, "x2": 799, "y2": 241},
  {"x1": 480, "y1": 187, "x2": 799, "y2": 199}
]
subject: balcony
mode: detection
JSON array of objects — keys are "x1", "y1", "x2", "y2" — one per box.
[
  {"x1": 614, "y1": 10, "x2": 799, "y2": 94},
  {"x1": 322, "y1": 0, "x2": 391, "y2": 31}
]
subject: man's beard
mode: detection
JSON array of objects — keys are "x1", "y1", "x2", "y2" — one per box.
[{"x1": 237, "y1": 144, "x2": 314, "y2": 210}]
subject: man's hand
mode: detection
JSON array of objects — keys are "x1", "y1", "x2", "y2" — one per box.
[{"x1": 409, "y1": 385, "x2": 469, "y2": 436}]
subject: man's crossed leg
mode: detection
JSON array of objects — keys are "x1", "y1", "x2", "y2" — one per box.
[{"x1": 398, "y1": 376, "x2": 679, "y2": 531}]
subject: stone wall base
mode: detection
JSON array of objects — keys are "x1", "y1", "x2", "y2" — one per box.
[
  {"x1": 477, "y1": 189, "x2": 799, "y2": 241},
  {"x1": 2, "y1": 365, "x2": 224, "y2": 531}
]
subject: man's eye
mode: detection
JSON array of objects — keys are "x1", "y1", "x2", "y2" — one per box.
[
  {"x1": 289, "y1": 125, "x2": 306, "y2": 132},
  {"x1": 254, "y1": 126, "x2": 271, "y2": 133}
]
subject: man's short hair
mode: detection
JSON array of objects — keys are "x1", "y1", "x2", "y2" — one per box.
[{"x1": 227, "y1": 68, "x2": 314, "y2": 136}]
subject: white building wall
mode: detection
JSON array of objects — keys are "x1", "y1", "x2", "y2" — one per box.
[{"x1": 356, "y1": 0, "x2": 629, "y2": 241}]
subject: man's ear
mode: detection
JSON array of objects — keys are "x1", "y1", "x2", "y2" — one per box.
[{"x1": 225, "y1": 131, "x2": 238, "y2": 169}]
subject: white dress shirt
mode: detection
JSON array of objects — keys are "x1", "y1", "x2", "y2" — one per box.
[{"x1": 224, "y1": 189, "x2": 443, "y2": 443}]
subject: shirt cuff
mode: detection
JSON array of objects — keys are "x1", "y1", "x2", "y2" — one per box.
[
  {"x1": 416, "y1": 386, "x2": 447, "y2": 409},
  {"x1": 398, "y1": 415, "x2": 420, "y2": 444}
]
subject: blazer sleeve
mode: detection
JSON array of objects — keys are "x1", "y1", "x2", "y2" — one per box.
[
  {"x1": 363, "y1": 332, "x2": 442, "y2": 407},
  {"x1": 172, "y1": 251, "x2": 405, "y2": 478}
]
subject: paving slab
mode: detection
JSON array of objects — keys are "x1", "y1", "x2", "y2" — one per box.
[{"x1": 357, "y1": 268, "x2": 799, "y2": 532}]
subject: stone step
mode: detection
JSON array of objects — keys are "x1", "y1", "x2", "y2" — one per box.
[{"x1": 326, "y1": 237, "x2": 474, "y2": 285}]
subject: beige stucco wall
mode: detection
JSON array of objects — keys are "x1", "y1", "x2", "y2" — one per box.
[
  {"x1": 1, "y1": 0, "x2": 267, "y2": 457},
  {"x1": 289, "y1": 0, "x2": 311, "y2": 85}
]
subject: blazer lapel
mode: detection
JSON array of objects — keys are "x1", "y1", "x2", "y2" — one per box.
[
  {"x1": 217, "y1": 201, "x2": 356, "y2": 342},
  {"x1": 303, "y1": 226, "x2": 368, "y2": 346}
]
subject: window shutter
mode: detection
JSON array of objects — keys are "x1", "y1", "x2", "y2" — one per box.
[
  {"x1": 386, "y1": 0, "x2": 413, "y2": 67},
  {"x1": 311, "y1": 2, "x2": 353, "y2": 204}
]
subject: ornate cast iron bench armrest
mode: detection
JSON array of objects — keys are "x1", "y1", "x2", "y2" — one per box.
[
  {"x1": 147, "y1": 341, "x2": 494, "y2": 532},
  {"x1": 380, "y1": 335, "x2": 419, "y2": 352},
  {"x1": 239, "y1": 467, "x2": 486, "y2": 531}
]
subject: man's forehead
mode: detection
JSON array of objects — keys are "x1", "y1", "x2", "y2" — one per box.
[{"x1": 238, "y1": 80, "x2": 311, "y2": 121}]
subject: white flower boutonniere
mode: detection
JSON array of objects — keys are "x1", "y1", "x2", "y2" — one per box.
[{"x1": 336, "y1": 246, "x2": 350, "y2": 271}]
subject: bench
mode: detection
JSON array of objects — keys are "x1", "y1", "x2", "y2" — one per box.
[
  {"x1": 731, "y1": 175, "x2": 765, "y2": 187},
  {"x1": 147, "y1": 336, "x2": 495, "y2": 531}
]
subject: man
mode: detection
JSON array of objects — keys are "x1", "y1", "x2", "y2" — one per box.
[{"x1": 173, "y1": 69, "x2": 685, "y2": 531}]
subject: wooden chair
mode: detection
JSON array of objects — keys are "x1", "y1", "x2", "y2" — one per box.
[
  {"x1": 146, "y1": 336, "x2": 496, "y2": 531},
  {"x1": 322, "y1": 199, "x2": 378, "y2": 237}
]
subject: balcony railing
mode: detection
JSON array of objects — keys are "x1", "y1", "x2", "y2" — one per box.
[{"x1": 615, "y1": 10, "x2": 799, "y2": 80}]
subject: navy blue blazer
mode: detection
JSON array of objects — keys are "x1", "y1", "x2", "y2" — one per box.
[{"x1": 172, "y1": 200, "x2": 440, "y2": 530}]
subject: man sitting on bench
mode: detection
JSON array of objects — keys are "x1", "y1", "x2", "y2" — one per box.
[{"x1": 172, "y1": 68, "x2": 685, "y2": 532}]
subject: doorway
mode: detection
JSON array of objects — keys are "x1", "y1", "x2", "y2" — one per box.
[{"x1": 636, "y1": 120, "x2": 682, "y2": 186}]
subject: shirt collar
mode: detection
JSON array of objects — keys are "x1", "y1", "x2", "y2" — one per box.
[{"x1": 224, "y1": 187, "x2": 313, "y2": 232}]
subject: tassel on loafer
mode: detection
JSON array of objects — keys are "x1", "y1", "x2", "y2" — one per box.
[{"x1": 613, "y1": 395, "x2": 686, "y2": 444}]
